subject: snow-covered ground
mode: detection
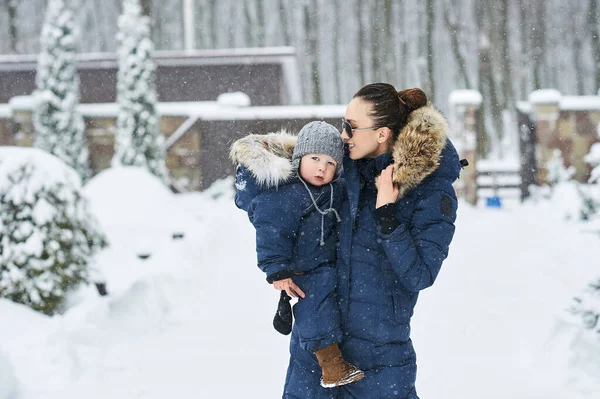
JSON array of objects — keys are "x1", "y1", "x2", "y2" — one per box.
[{"x1": 1, "y1": 168, "x2": 599, "y2": 398}]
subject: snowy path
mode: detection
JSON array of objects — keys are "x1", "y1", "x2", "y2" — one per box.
[
  {"x1": 412, "y1": 204, "x2": 599, "y2": 398},
  {"x1": 2, "y1": 191, "x2": 599, "y2": 398}
]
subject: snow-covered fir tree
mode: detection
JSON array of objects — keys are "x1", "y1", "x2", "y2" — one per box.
[
  {"x1": 585, "y1": 143, "x2": 600, "y2": 185},
  {"x1": 546, "y1": 149, "x2": 575, "y2": 185},
  {"x1": 568, "y1": 278, "x2": 600, "y2": 342},
  {"x1": 32, "y1": 0, "x2": 90, "y2": 184},
  {"x1": 0, "y1": 147, "x2": 107, "y2": 315},
  {"x1": 545, "y1": 149, "x2": 598, "y2": 221},
  {"x1": 582, "y1": 142, "x2": 600, "y2": 221},
  {"x1": 112, "y1": 0, "x2": 168, "y2": 182}
]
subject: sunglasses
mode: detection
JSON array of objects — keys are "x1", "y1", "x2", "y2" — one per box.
[{"x1": 341, "y1": 119, "x2": 378, "y2": 138}]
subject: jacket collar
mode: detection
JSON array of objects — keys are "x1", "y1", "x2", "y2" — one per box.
[
  {"x1": 390, "y1": 105, "x2": 450, "y2": 198},
  {"x1": 344, "y1": 105, "x2": 457, "y2": 200}
]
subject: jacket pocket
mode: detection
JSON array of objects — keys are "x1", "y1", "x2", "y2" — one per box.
[
  {"x1": 390, "y1": 291, "x2": 411, "y2": 326},
  {"x1": 383, "y1": 268, "x2": 411, "y2": 326}
]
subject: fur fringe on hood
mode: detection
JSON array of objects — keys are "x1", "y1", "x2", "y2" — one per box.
[
  {"x1": 391, "y1": 105, "x2": 448, "y2": 198},
  {"x1": 229, "y1": 130, "x2": 297, "y2": 188}
]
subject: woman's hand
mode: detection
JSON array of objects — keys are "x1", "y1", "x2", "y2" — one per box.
[
  {"x1": 273, "y1": 278, "x2": 306, "y2": 299},
  {"x1": 376, "y1": 165, "x2": 400, "y2": 208}
]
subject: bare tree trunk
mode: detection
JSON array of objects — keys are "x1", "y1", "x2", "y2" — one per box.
[
  {"x1": 484, "y1": 0, "x2": 503, "y2": 153},
  {"x1": 384, "y1": 0, "x2": 394, "y2": 83},
  {"x1": 531, "y1": 0, "x2": 546, "y2": 90},
  {"x1": 376, "y1": 0, "x2": 389, "y2": 82},
  {"x1": 196, "y1": 0, "x2": 211, "y2": 48},
  {"x1": 426, "y1": 0, "x2": 435, "y2": 102},
  {"x1": 226, "y1": 1, "x2": 237, "y2": 48},
  {"x1": 396, "y1": 0, "x2": 408, "y2": 89},
  {"x1": 245, "y1": 0, "x2": 264, "y2": 47},
  {"x1": 443, "y1": 0, "x2": 472, "y2": 89},
  {"x1": 406, "y1": 0, "x2": 424, "y2": 89},
  {"x1": 279, "y1": 0, "x2": 291, "y2": 45},
  {"x1": 574, "y1": 37, "x2": 585, "y2": 95},
  {"x1": 333, "y1": 0, "x2": 342, "y2": 101},
  {"x1": 210, "y1": 0, "x2": 218, "y2": 48},
  {"x1": 357, "y1": 0, "x2": 366, "y2": 85},
  {"x1": 371, "y1": 2, "x2": 381, "y2": 83},
  {"x1": 245, "y1": 2, "x2": 257, "y2": 47},
  {"x1": 519, "y1": 0, "x2": 529, "y2": 99},
  {"x1": 257, "y1": 0, "x2": 265, "y2": 46},
  {"x1": 589, "y1": 0, "x2": 600, "y2": 92},
  {"x1": 480, "y1": 41, "x2": 502, "y2": 158},
  {"x1": 498, "y1": 0, "x2": 511, "y2": 109},
  {"x1": 571, "y1": 1, "x2": 587, "y2": 95},
  {"x1": 5, "y1": 0, "x2": 18, "y2": 53},
  {"x1": 304, "y1": 0, "x2": 321, "y2": 103},
  {"x1": 476, "y1": 1, "x2": 491, "y2": 158}
]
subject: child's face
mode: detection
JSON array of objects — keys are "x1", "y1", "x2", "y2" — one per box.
[{"x1": 299, "y1": 153, "x2": 337, "y2": 186}]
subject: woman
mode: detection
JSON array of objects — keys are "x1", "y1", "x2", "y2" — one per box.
[{"x1": 282, "y1": 84, "x2": 461, "y2": 398}]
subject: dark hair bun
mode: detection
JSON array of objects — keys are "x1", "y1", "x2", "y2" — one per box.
[{"x1": 397, "y1": 88, "x2": 427, "y2": 111}]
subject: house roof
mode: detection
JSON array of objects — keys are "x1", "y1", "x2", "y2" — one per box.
[
  {"x1": 0, "y1": 47, "x2": 300, "y2": 70},
  {"x1": 0, "y1": 98, "x2": 345, "y2": 120},
  {"x1": 0, "y1": 47, "x2": 303, "y2": 105}
]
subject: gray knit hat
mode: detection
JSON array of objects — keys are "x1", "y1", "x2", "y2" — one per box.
[{"x1": 292, "y1": 121, "x2": 344, "y2": 174}]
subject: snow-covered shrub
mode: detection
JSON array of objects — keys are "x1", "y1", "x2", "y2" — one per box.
[
  {"x1": 582, "y1": 143, "x2": 600, "y2": 221},
  {"x1": 568, "y1": 278, "x2": 600, "y2": 338},
  {"x1": 202, "y1": 176, "x2": 235, "y2": 200},
  {"x1": 546, "y1": 149, "x2": 599, "y2": 221},
  {"x1": 32, "y1": 0, "x2": 90, "y2": 183},
  {"x1": 0, "y1": 147, "x2": 107, "y2": 315},
  {"x1": 546, "y1": 149, "x2": 575, "y2": 185},
  {"x1": 566, "y1": 277, "x2": 600, "y2": 390},
  {"x1": 586, "y1": 142, "x2": 600, "y2": 184},
  {"x1": 112, "y1": 0, "x2": 168, "y2": 183}
]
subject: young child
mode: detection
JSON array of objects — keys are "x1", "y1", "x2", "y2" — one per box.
[{"x1": 230, "y1": 121, "x2": 364, "y2": 388}]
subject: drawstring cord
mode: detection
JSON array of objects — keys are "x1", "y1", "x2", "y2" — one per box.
[{"x1": 298, "y1": 176, "x2": 341, "y2": 246}]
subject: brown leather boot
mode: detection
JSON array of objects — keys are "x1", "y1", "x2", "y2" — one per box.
[{"x1": 315, "y1": 342, "x2": 365, "y2": 388}]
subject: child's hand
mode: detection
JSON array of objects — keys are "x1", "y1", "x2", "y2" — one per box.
[
  {"x1": 273, "y1": 278, "x2": 305, "y2": 299},
  {"x1": 376, "y1": 165, "x2": 399, "y2": 208}
]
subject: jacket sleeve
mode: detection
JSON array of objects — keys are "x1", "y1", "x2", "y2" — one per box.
[
  {"x1": 234, "y1": 165, "x2": 263, "y2": 212},
  {"x1": 249, "y1": 190, "x2": 303, "y2": 283},
  {"x1": 377, "y1": 184, "x2": 457, "y2": 292}
]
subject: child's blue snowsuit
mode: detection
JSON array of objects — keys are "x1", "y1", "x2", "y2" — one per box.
[{"x1": 233, "y1": 141, "x2": 345, "y2": 353}]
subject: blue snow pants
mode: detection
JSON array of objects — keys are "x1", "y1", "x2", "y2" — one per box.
[
  {"x1": 283, "y1": 336, "x2": 419, "y2": 399},
  {"x1": 291, "y1": 265, "x2": 342, "y2": 353}
]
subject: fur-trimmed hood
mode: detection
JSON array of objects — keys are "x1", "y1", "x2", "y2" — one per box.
[
  {"x1": 229, "y1": 130, "x2": 297, "y2": 188},
  {"x1": 390, "y1": 105, "x2": 459, "y2": 198}
]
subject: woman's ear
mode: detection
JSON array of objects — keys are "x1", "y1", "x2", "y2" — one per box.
[{"x1": 376, "y1": 128, "x2": 392, "y2": 144}]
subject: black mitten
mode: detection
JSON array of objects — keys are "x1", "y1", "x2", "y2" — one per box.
[{"x1": 273, "y1": 290, "x2": 293, "y2": 335}]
